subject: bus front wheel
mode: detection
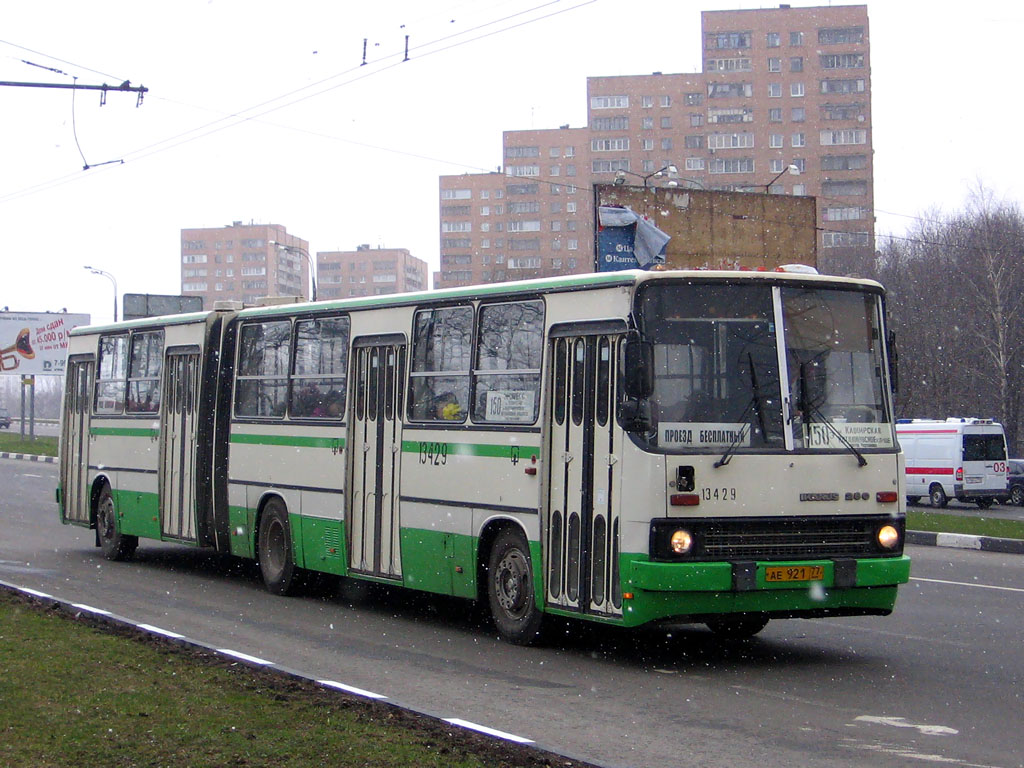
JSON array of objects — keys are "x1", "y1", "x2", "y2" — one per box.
[
  {"x1": 96, "y1": 483, "x2": 137, "y2": 561},
  {"x1": 487, "y1": 528, "x2": 544, "y2": 645},
  {"x1": 258, "y1": 499, "x2": 297, "y2": 595}
]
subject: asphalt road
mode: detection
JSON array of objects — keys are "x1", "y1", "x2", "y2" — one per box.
[{"x1": 2, "y1": 457, "x2": 1022, "y2": 768}]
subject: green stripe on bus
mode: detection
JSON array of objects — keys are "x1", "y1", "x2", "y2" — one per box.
[
  {"x1": 230, "y1": 433, "x2": 346, "y2": 449},
  {"x1": 90, "y1": 426, "x2": 159, "y2": 438},
  {"x1": 400, "y1": 441, "x2": 539, "y2": 459}
]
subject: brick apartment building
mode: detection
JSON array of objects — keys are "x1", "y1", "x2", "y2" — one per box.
[
  {"x1": 181, "y1": 222, "x2": 310, "y2": 307},
  {"x1": 316, "y1": 245, "x2": 429, "y2": 299},
  {"x1": 437, "y1": 3, "x2": 872, "y2": 288}
]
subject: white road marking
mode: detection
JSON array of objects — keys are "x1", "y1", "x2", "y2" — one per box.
[
  {"x1": 444, "y1": 718, "x2": 534, "y2": 744},
  {"x1": 844, "y1": 740, "x2": 1003, "y2": 767},
  {"x1": 72, "y1": 603, "x2": 112, "y2": 615},
  {"x1": 318, "y1": 680, "x2": 388, "y2": 700},
  {"x1": 217, "y1": 648, "x2": 273, "y2": 665},
  {"x1": 136, "y1": 623, "x2": 185, "y2": 639},
  {"x1": 911, "y1": 576, "x2": 1024, "y2": 594},
  {"x1": 855, "y1": 715, "x2": 958, "y2": 736},
  {"x1": 18, "y1": 587, "x2": 52, "y2": 598}
]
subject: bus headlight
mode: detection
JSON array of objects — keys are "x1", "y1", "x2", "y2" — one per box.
[
  {"x1": 877, "y1": 524, "x2": 900, "y2": 550},
  {"x1": 670, "y1": 529, "x2": 694, "y2": 555}
]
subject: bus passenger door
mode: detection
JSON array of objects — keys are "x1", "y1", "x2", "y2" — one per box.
[
  {"x1": 158, "y1": 349, "x2": 200, "y2": 542},
  {"x1": 61, "y1": 357, "x2": 94, "y2": 525},
  {"x1": 349, "y1": 339, "x2": 405, "y2": 580},
  {"x1": 545, "y1": 334, "x2": 623, "y2": 618}
]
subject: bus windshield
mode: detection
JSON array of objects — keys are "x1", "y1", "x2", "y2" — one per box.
[{"x1": 635, "y1": 281, "x2": 895, "y2": 455}]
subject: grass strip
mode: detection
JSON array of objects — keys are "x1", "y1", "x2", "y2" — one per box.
[
  {"x1": 0, "y1": 433, "x2": 58, "y2": 456},
  {"x1": 907, "y1": 510, "x2": 1024, "y2": 540},
  {"x1": 0, "y1": 590, "x2": 573, "y2": 768}
]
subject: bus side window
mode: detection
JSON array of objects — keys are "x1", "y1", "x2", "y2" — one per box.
[{"x1": 409, "y1": 306, "x2": 472, "y2": 422}]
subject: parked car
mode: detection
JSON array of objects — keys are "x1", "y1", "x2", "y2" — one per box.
[
  {"x1": 0, "y1": 407, "x2": 10, "y2": 429},
  {"x1": 1005, "y1": 459, "x2": 1024, "y2": 506}
]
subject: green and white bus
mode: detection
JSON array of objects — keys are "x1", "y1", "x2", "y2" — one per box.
[{"x1": 58, "y1": 269, "x2": 910, "y2": 644}]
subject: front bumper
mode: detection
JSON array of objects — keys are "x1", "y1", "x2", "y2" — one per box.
[{"x1": 619, "y1": 554, "x2": 911, "y2": 626}]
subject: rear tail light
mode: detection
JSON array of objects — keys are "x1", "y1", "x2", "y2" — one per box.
[
  {"x1": 875, "y1": 491, "x2": 898, "y2": 503},
  {"x1": 956, "y1": 467, "x2": 964, "y2": 481}
]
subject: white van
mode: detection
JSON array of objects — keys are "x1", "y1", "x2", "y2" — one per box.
[{"x1": 896, "y1": 418, "x2": 1008, "y2": 508}]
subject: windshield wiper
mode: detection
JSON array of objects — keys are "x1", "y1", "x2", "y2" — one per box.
[
  {"x1": 714, "y1": 354, "x2": 769, "y2": 469},
  {"x1": 798, "y1": 363, "x2": 867, "y2": 467}
]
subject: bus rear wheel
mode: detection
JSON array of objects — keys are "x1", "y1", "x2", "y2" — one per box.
[
  {"x1": 706, "y1": 615, "x2": 769, "y2": 640},
  {"x1": 96, "y1": 483, "x2": 137, "y2": 561},
  {"x1": 258, "y1": 499, "x2": 297, "y2": 595},
  {"x1": 487, "y1": 528, "x2": 544, "y2": 645}
]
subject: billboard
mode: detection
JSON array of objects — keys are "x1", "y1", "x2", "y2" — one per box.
[{"x1": 1, "y1": 312, "x2": 91, "y2": 376}]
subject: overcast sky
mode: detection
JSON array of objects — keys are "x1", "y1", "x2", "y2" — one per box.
[{"x1": 2, "y1": 0, "x2": 1022, "y2": 324}]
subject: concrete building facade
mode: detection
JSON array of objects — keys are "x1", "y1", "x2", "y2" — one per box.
[
  {"x1": 437, "y1": 3, "x2": 872, "y2": 288},
  {"x1": 317, "y1": 245, "x2": 429, "y2": 299},
  {"x1": 180, "y1": 222, "x2": 310, "y2": 307}
]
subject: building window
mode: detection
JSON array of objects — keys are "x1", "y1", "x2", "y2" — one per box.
[
  {"x1": 441, "y1": 188, "x2": 472, "y2": 200},
  {"x1": 791, "y1": 107, "x2": 805, "y2": 122},
  {"x1": 568, "y1": 240, "x2": 578, "y2": 250},
  {"x1": 685, "y1": 157, "x2": 705, "y2": 171},
  {"x1": 661, "y1": 138, "x2": 673, "y2": 151},
  {"x1": 790, "y1": 31, "x2": 804, "y2": 46},
  {"x1": 708, "y1": 106, "x2": 753, "y2": 124},
  {"x1": 769, "y1": 108, "x2": 783, "y2": 123},
  {"x1": 690, "y1": 113, "x2": 704, "y2": 127},
  {"x1": 592, "y1": 159, "x2": 631, "y2": 173},
  {"x1": 642, "y1": 138, "x2": 654, "y2": 151},
  {"x1": 791, "y1": 132, "x2": 805, "y2": 147},
  {"x1": 685, "y1": 134, "x2": 705, "y2": 149},
  {"x1": 821, "y1": 154, "x2": 868, "y2": 171},
  {"x1": 709, "y1": 157, "x2": 755, "y2": 174},
  {"x1": 822, "y1": 180, "x2": 868, "y2": 196},
  {"x1": 822, "y1": 231, "x2": 871, "y2": 248},
  {"x1": 660, "y1": 116, "x2": 672, "y2": 129},
  {"x1": 507, "y1": 165, "x2": 539, "y2": 177},
  {"x1": 708, "y1": 132, "x2": 754, "y2": 149},
  {"x1": 592, "y1": 116, "x2": 630, "y2": 131},
  {"x1": 706, "y1": 57, "x2": 752, "y2": 72},
  {"x1": 705, "y1": 31, "x2": 752, "y2": 49},
  {"x1": 505, "y1": 145, "x2": 540, "y2": 158},
  {"x1": 793, "y1": 184, "x2": 806, "y2": 196},
  {"x1": 508, "y1": 220, "x2": 541, "y2": 232},
  {"x1": 821, "y1": 102, "x2": 867, "y2": 121},
  {"x1": 592, "y1": 138, "x2": 630, "y2": 151},
  {"x1": 770, "y1": 159, "x2": 784, "y2": 173},
  {"x1": 770, "y1": 133, "x2": 784, "y2": 148},
  {"x1": 824, "y1": 206, "x2": 867, "y2": 221},
  {"x1": 818, "y1": 26, "x2": 864, "y2": 45},
  {"x1": 821, "y1": 53, "x2": 864, "y2": 69},
  {"x1": 768, "y1": 57, "x2": 781, "y2": 72},
  {"x1": 821, "y1": 78, "x2": 866, "y2": 94},
  {"x1": 766, "y1": 32, "x2": 780, "y2": 47},
  {"x1": 790, "y1": 158, "x2": 806, "y2": 172},
  {"x1": 442, "y1": 221, "x2": 472, "y2": 233},
  {"x1": 769, "y1": 83, "x2": 782, "y2": 98},
  {"x1": 708, "y1": 82, "x2": 753, "y2": 98},
  {"x1": 820, "y1": 129, "x2": 867, "y2": 145},
  {"x1": 660, "y1": 95, "x2": 671, "y2": 107},
  {"x1": 685, "y1": 92, "x2": 704, "y2": 106},
  {"x1": 566, "y1": 202, "x2": 577, "y2": 213},
  {"x1": 591, "y1": 95, "x2": 629, "y2": 109},
  {"x1": 790, "y1": 82, "x2": 805, "y2": 97},
  {"x1": 642, "y1": 95, "x2": 653, "y2": 108}
]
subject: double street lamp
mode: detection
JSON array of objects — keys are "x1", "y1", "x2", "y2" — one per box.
[
  {"x1": 269, "y1": 240, "x2": 317, "y2": 301},
  {"x1": 83, "y1": 265, "x2": 118, "y2": 322},
  {"x1": 613, "y1": 164, "x2": 679, "y2": 188}
]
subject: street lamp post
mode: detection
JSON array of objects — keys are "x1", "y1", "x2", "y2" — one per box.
[
  {"x1": 765, "y1": 164, "x2": 800, "y2": 193},
  {"x1": 614, "y1": 164, "x2": 679, "y2": 188},
  {"x1": 83, "y1": 266, "x2": 118, "y2": 322},
  {"x1": 269, "y1": 241, "x2": 316, "y2": 301}
]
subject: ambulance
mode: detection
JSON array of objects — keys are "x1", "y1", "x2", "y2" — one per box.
[{"x1": 896, "y1": 418, "x2": 1008, "y2": 508}]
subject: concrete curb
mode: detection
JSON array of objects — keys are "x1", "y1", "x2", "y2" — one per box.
[
  {"x1": 905, "y1": 529, "x2": 1024, "y2": 555},
  {"x1": 0, "y1": 452, "x2": 56, "y2": 463}
]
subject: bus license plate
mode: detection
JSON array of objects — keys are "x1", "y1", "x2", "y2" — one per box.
[{"x1": 764, "y1": 565, "x2": 824, "y2": 582}]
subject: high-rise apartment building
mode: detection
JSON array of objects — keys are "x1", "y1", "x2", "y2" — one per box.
[
  {"x1": 181, "y1": 222, "x2": 310, "y2": 307},
  {"x1": 437, "y1": 4, "x2": 872, "y2": 288},
  {"x1": 317, "y1": 245, "x2": 428, "y2": 299}
]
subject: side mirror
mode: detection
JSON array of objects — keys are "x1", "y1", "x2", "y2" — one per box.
[
  {"x1": 623, "y1": 337, "x2": 654, "y2": 400},
  {"x1": 887, "y1": 330, "x2": 898, "y2": 397}
]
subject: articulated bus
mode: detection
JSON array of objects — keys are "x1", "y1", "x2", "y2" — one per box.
[{"x1": 58, "y1": 269, "x2": 910, "y2": 644}]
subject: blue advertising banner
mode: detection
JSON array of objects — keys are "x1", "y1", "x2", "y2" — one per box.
[{"x1": 597, "y1": 224, "x2": 639, "y2": 272}]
